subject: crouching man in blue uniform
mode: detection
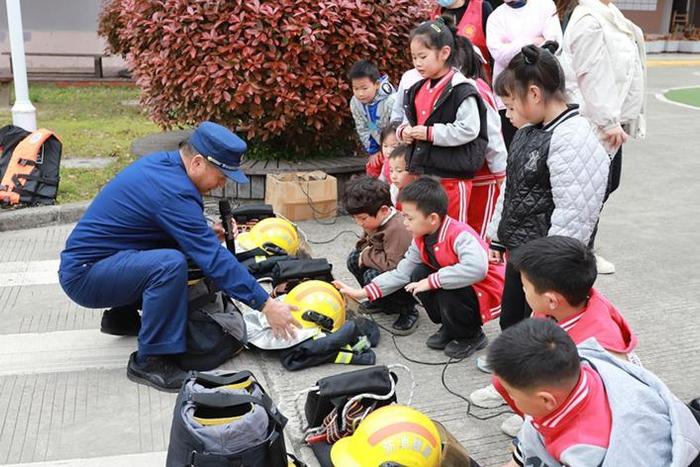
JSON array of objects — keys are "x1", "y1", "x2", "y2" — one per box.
[{"x1": 58, "y1": 122, "x2": 299, "y2": 392}]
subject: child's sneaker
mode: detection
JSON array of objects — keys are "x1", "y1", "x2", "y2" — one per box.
[
  {"x1": 444, "y1": 331, "x2": 488, "y2": 359},
  {"x1": 392, "y1": 308, "x2": 419, "y2": 335},
  {"x1": 426, "y1": 325, "x2": 452, "y2": 350},
  {"x1": 476, "y1": 355, "x2": 493, "y2": 374},
  {"x1": 500, "y1": 414, "x2": 524, "y2": 437},
  {"x1": 469, "y1": 383, "x2": 506, "y2": 409},
  {"x1": 595, "y1": 254, "x2": 615, "y2": 274}
]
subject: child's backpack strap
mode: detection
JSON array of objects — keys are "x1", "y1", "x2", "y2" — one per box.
[{"x1": 0, "y1": 128, "x2": 60, "y2": 205}]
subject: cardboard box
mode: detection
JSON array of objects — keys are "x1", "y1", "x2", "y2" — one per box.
[{"x1": 265, "y1": 171, "x2": 337, "y2": 221}]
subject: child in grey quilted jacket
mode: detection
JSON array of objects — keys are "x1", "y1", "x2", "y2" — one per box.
[{"x1": 486, "y1": 43, "x2": 609, "y2": 333}]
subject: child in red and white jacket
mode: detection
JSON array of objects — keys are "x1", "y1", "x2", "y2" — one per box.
[
  {"x1": 470, "y1": 236, "x2": 639, "y2": 436},
  {"x1": 489, "y1": 319, "x2": 700, "y2": 467},
  {"x1": 335, "y1": 177, "x2": 504, "y2": 359},
  {"x1": 398, "y1": 17, "x2": 490, "y2": 224}
]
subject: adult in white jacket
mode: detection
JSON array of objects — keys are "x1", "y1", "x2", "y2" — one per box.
[
  {"x1": 557, "y1": 0, "x2": 646, "y2": 274},
  {"x1": 486, "y1": 0, "x2": 562, "y2": 148}
]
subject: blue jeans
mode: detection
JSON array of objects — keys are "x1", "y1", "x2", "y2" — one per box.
[{"x1": 59, "y1": 249, "x2": 188, "y2": 356}]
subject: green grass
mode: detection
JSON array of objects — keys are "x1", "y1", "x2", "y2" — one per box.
[
  {"x1": 665, "y1": 87, "x2": 700, "y2": 108},
  {"x1": 1, "y1": 84, "x2": 158, "y2": 203}
]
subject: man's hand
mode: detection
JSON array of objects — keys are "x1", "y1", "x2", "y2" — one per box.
[
  {"x1": 212, "y1": 222, "x2": 226, "y2": 242},
  {"x1": 603, "y1": 124, "x2": 629, "y2": 150},
  {"x1": 333, "y1": 280, "x2": 368, "y2": 301},
  {"x1": 261, "y1": 298, "x2": 300, "y2": 340},
  {"x1": 405, "y1": 278, "x2": 431, "y2": 295},
  {"x1": 489, "y1": 248, "x2": 504, "y2": 264}
]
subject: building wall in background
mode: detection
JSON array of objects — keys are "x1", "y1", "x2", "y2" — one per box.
[
  {"x1": 619, "y1": 0, "x2": 675, "y2": 35},
  {"x1": 0, "y1": 0, "x2": 125, "y2": 71}
]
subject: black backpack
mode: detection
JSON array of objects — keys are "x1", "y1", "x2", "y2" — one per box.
[
  {"x1": 166, "y1": 370, "x2": 303, "y2": 467},
  {"x1": 0, "y1": 125, "x2": 62, "y2": 207},
  {"x1": 174, "y1": 279, "x2": 247, "y2": 371}
]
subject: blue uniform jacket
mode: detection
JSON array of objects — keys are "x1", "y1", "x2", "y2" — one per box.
[{"x1": 59, "y1": 151, "x2": 269, "y2": 310}]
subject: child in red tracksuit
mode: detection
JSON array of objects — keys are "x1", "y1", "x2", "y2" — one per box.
[
  {"x1": 469, "y1": 236, "x2": 639, "y2": 436},
  {"x1": 336, "y1": 177, "x2": 504, "y2": 359},
  {"x1": 397, "y1": 16, "x2": 489, "y2": 224}
]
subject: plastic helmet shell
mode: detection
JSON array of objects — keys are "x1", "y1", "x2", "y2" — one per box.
[
  {"x1": 330, "y1": 404, "x2": 441, "y2": 467},
  {"x1": 283, "y1": 280, "x2": 345, "y2": 332}
]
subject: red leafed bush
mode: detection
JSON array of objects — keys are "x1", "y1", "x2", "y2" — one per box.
[{"x1": 99, "y1": 0, "x2": 432, "y2": 157}]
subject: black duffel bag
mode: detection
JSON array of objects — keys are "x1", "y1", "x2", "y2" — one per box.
[{"x1": 174, "y1": 280, "x2": 247, "y2": 371}]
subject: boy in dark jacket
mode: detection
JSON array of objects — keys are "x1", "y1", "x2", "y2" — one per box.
[{"x1": 342, "y1": 176, "x2": 417, "y2": 333}]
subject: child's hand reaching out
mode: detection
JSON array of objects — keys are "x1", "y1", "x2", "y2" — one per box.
[
  {"x1": 333, "y1": 280, "x2": 368, "y2": 301},
  {"x1": 405, "y1": 278, "x2": 431, "y2": 295}
]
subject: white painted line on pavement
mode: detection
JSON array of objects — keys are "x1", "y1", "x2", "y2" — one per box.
[
  {"x1": 2, "y1": 451, "x2": 166, "y2": 467},
  {"x1": 0, "y1": 329, "x2": 136, "y2": 376},
  {"x1": 0, "y1": 259, "x2": 60, "y2": 287},
  {"x1": 655, "y1": 86, "x2": 700, "y2": 111}
]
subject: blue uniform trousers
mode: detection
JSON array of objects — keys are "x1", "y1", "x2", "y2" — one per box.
[{"x1": 59, "y1": 248, "x2": 188, "y2": 356}]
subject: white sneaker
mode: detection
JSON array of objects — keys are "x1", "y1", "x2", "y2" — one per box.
[
  {"x1": 501, "y1": 414, "x2": 524, "y2": 437},
  {"x1": 476, "y1": 355, "x2": 493, "y2": 374},
  {"x1": 469, "y1": 383, "x2": 506, "y2": 409},
  {"x1": 595, "y1": 254, "x2": 616, "y2": 275}
]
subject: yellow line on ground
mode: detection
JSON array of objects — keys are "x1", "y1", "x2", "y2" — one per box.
[{"x1": 647, "y1": 59, "x2": 700, "y2": 68}]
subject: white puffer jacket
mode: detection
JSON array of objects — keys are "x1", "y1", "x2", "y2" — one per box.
[{"x1": 559, "y1": 0, "x2": 646, "y2": 152}]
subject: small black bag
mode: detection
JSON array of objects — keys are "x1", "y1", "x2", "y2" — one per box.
[
  {"x1": 174, "y1": 280, "x2": 247, "y2": 371},
  {"x1": 304, "y1": 365, "x2": 397, "y2": 428},
  {"x1": 271, "y1": 258, "x2": 333, "y2": 289},
  {"x1": 232, "y1": 204, "x2": 275, "y2": 225}
]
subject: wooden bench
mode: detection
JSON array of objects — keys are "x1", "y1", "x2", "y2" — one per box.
[
  {"x1": 2, "y1": 52, "x2": 105, "y2": 78},
  {"x1": 212, "y1": 157, "x2": 367, "y2": 202}
]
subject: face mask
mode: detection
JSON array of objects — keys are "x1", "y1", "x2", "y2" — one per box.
[
  {"x1": 506, "y1": 0, "x2": 528, "y2": 7},
  {"x1": 437, "y1": 0, "x2": 454, "y2": 8}
]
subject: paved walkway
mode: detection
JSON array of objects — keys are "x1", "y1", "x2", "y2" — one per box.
[{"x1": 1, "y1": 63, "x2": 699, "y2": 466}]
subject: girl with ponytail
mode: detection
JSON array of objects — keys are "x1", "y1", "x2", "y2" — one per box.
[
  {"x1": 471, "y1": 43, "x2": 610, "y2": 436},
  {"x1": 397, "y1": 16, "x2": 490, "y2": 224},
  {"x1": 488, "y1": 43, "x2": 609, "y2": 332}
]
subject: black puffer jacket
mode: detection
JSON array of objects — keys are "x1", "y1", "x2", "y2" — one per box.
[{"x1": 496, "y1": 124, "x2": 555, "y2": 250}]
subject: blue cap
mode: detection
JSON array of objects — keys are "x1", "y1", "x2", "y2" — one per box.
[{"x1": 189, "y1": 121, "x2": 249, "y2": 184}]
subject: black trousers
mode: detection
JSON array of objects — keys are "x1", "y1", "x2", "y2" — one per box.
[
  {"x1": 411, "y1": 264, "x2": 483, "y2": 339},
  {"x1": 499, "y1": 109, "x2": 518, "y2": 151},
  {"x1": 346, "y1": 249, "x2": 415, "y2": 313},
  {"x1": 589, "y1": 147, "x2": 623, "y2": 249},
  {"x1": 499, "y1": 261, "x2": 532, "y2": 331}
]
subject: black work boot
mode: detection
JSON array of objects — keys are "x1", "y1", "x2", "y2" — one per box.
[
  {"x1": 126, "y1": 352, "x2": 187, "y2": 393},
  {"x1": 100, "y1": 305, "x2": 141, "y2": 336},
  {"x1": 444, "y1": 331, "x2": 488, "y2": 359},
  {"x1": 392, "y1": 308, "x2": 419, "y2": 335},
  {"x1": 426, "y1": 325, "x2": 452, "y2": 350}
]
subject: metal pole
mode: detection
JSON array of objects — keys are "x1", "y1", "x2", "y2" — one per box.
[{"x1": 6, "y1": 0, "x2": 36, "y2": 131}]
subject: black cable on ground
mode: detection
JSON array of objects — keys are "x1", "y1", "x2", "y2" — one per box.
[
  {"x1": 306, "y1": 230, "x2": 360, "y2": 245},
  {"x1": 366, "y1": 313, "x2": 513, "y2": 420}
]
